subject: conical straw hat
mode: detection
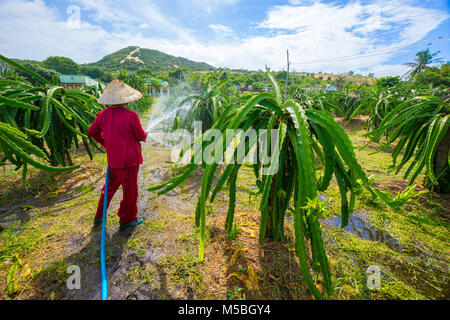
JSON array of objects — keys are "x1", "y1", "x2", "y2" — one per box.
[{"x1": 97, "y1": 80, "x2": 143, "y2": 105}]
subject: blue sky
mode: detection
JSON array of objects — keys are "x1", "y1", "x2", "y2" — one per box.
[{"x1": 0, "y1": 0, "x2": 449, "y2": 76}]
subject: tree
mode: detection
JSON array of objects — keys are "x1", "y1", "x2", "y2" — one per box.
[
  {"x1": 243, "y1": 76, "x2": 254, "y2": 87},
  {"x1": 80, "y1": 66, "x2": 103, "y2": 79},
  {"x1": 168, "y1": 68, "x2": 185, "y2": 84},
  {"x1": 334, "y1": 74, "x2": 346, "y2": 91},
  {"x1": 149, "y1": 78, "x2": 162, "y2": 92},
  {"x1": 276, "y1": 70, "x2": 288, "y2": 82},
  {"x1": 115, "y1": 68, "x2": 147, "y2": 92},
  {"x1": 43, "y1": 56, "x2": 80, "y2": 74},
  {"x1": 79, "y1": 65, "x2": 113, "y2": 82},
  {"x1": 100, "y1": 72, "x2": 114, "y2": 83},
  {"x1": 252, "y1": 82, "x2": 263, "y2": 91},
  {"x1": 375, "y1": 76, "x2": 401, "y2": 88},
  {"x1": 413, "y1": 63, "x2": 450, "y2": 89},
  {"x1": 403, "y1": 49, "x2": 443, "y2": 80},
  {"x1": 219, "y1": 71, "x2": 228, "y2": 81},
  {"x1": 136, "y1": 68, "x2": 153, "y2": 76},
  {"x1": 187, "y1": 73, "x2": 204, "y2": 92},
  {"x1": 16, "y1": 62, "x2": 58, "y2": 84}
]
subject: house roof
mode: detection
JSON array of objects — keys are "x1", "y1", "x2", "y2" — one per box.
[
  {"x1": 324, "y1": 85, "x2": 337, "y2": 91},
  {"x1": 59, "y1": 74, "x2": 103, "y2": 87}
]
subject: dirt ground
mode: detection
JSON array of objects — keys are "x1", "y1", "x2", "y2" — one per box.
[{"x1": 0, "y1": 114, "x2": 449, "y2": 300}]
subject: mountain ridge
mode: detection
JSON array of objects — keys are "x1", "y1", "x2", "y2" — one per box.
[{"x1": 85, "y1": 46, "x2": 216, "y2": 72}]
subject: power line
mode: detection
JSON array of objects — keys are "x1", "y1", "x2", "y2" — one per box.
[{"x1": 277, "y1": 36, "x2": 450, "y2": 70}]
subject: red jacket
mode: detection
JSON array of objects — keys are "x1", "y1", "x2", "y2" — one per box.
[{"x1": 88, "y1": 107, "x2": 148, "y2": 168}]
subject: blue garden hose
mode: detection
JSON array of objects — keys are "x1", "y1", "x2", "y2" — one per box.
[{"x1": 100, "y1": 166, "x2": 110, "y2": 300}]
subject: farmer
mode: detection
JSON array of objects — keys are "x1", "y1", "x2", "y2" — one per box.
[{"x1": 88, "y1": 80, "x2": 147, "y2": 230}]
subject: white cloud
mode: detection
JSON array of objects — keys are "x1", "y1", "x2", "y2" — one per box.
[
  {"x1": 251, "y1": 0, "x2": 448, "y2": 74},
  {"x1": 191, "y1": 0, "x2": 238, "y2": 13},
  {"x1": 288, "y1": 0, "x2": 319, "y2": 4},
  {"x1": 0, "y1": 0, "x2": 448, "y2": 77},
  {"x1": 0, "y1": 0, "x2": 110, "y2": 63},
  {"x1": 208, "y1": 24, "x2": 233, "y2": 35},
  {"x1": 365, "y1": 63, "x2": 410, "y2": 78},
  {"x1": 72, "y1": 0, "x2": 194, "y2": 41}
]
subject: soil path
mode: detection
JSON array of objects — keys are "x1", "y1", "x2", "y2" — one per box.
[
  {"x1": 68, "y1": 140, "x2": 199, "y2": 300},
  {"x1": 120, "y1": 48, "x2": 144, "y2": 65}
]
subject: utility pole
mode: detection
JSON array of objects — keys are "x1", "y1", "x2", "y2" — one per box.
[{"x1": 284, "y1": 49, "x2": 290, "y2": 99}]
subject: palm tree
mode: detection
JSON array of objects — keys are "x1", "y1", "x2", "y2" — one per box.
[
  {"x1": 334, "y1": 74, "x2": 346, "y2": 91},
  {"x1": 403, "y1": 49, "x2": 443, "y2": 80}
]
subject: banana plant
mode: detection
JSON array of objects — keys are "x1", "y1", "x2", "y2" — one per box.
[
  {"x1": 0, "y1": 54, "x2": 105, "y2": 181},
  {"x1": 149, "y1": 70, "x2": 399, "y2": 299},
  {"x1": 367, "y1": 95, "x2": 450, "y2": 193}
]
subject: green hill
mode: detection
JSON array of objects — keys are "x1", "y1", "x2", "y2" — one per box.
[{"x1": 86, "y1": 46, "x2": 215, "y2": 72}]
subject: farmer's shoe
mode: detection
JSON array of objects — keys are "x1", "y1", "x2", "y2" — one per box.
[{"x1": 119, "y1": 218, "x2": 144, "y2": 230}]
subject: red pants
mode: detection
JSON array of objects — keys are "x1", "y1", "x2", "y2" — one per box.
[{"x1": 95, "y1": 165, "x2": 140, "y2": 225}]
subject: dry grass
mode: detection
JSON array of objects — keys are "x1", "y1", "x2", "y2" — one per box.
[{"x1": 201, "y1": 209, "x2": 313, "y2": 300}]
